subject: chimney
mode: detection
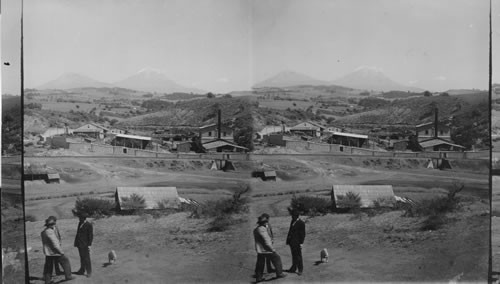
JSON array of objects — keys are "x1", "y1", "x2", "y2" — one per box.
[
  {"x1": 434, "y1": 107, "x2": 438, "y2": 138},
  {"x1": 217, "y1": 109, "x2": 222, "y2": 139}
]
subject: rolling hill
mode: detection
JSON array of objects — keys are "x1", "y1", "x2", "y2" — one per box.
[
  {"x1": 253, "y1": 70, "x2": 329, "y2": 88},
  {"x1": 38, "y1": 73, "x2": 112, "y2": 90},
  {"x1": 36, "y1": 69, "x2": 205, "y2": 94},
  {"x1": 113, "y1": 68, "x2": 205, "y2": 94}
]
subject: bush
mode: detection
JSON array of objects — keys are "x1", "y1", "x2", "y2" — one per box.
[
  {"x1": 420, "y1": 214, "x2": 446, "y2": 231},
  {"x1": 335, "y1": 192, "x2": 362, "y2": 211},
  {"x1": 402, "y1": 183, "x2": 463, "y2": 218},
  {"x1": 72, "y1": 197, "x2": 115, "y2": 218},
  {"x1": 373, "y1": 197, "x2": 396, "y2": 208},
  {"x1": 120, "y1": 193, "x2": 146, "y2": 210},
  {"x1": 156, "y1": 198, "x2": 178, "y2": 210},
  {"x1": 25, "y1": 214, "x2": 37, "y2": 222},
  {"x1": 290, "y1": 195, "x2": 331, "y2": 216},
  {"x1": 192, "y1": 193, "x2": 249, "y2": 218},
  {"x1": 187, "y1": 192, "x2": 249, "y2": 232}
]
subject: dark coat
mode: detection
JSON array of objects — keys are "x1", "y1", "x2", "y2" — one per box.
[
  {"x1": 74, "y1": 221, "x2": 93, "y2": 248},
  {"x1": 286, "y1": 218, "x2": 305, "y2": 246}
]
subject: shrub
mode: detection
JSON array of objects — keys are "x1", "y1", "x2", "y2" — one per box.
[
  {"x1": 120, "y1": 193, "x2": 146, "y2": 210},
  {"x1": 373, "y1": 197, "x2": 396, "y2": 208},
  {"x1": 420, "y1": 214, "x2": 446, "y2": 231},
  {"x1": 290, "y1": 195, "x2": 331, "y2": 216},
  {"x1": 192, "y1": 193, "x2": 249, "y2": 218},
  {"x1": 25, "y1": 215, "x2": 37, "y2": 222},
  {"x1": 335, "y1": 192, "x2": 362, "y2": 211},
  {"x1": 207, "y1": 215, "x2": 233, "y2": 232},
  {"x1": 402, "y1": 184, "x2": 463, "y2": 218},
  {"x1": 72, "y1": 197, "x2": 115, "y2": 218},
  {"x1": 156, "y1": 198, "x2": 178, "y2": 210}
]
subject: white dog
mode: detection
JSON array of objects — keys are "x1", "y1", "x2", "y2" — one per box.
[
  {"x1": 320, "y1": 248, "x2": 329, "y2": 263},
  {"x1": 108, "y1": 250, "x2": 117, "y2": 264}
]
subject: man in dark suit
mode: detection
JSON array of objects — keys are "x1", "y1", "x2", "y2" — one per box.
[
  {"x1": 74, "y1": 213, "x2": 93, "y2": 277},
  {"x1": 285, "y1": 209, "x2": 305, "y2": 275}
]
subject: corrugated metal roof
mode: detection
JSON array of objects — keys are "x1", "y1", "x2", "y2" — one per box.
[
  {"x1": 46, "y1": 173, "x2": 60, "y2": 180},
  {"x1": 332, "y1": 185, "x2": 395, "y2": 208},
  {"x1": 290, "y1": 126, "x2": 318, "y2": 131},
  {"x1": 264, "y1": 171, "x2": 276, "y2": 177},
  {"x1": 419, "y1": 138, "x2": 465, "y2": 149},
  {"x1": 116, "y1": 134, "x2": 152, "y2": 141},
  {"x1": 73, "y1": 128, "x2": 103, "y2": 133},
  {"x1": 203, "y1": 140, "x2": 248, "y2": 150},
  {"x1": 116, "y1": 187, "x2": 179, "y2": 210},
  {"x1": 331, "y1": 132, "x2": 368, "y2": 139}
]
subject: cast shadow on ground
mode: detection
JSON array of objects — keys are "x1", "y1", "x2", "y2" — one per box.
[
  {"x1": 29, "y1": 275, "x2": 73, "y2": 283},
  {"x1": 314, "y1": 260, "x2": 324, "y2": 266},
  {"x1": 102, "y1": 262, "x2": 112, "y2": 268}
]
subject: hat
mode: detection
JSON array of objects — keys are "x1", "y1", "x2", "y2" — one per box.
[
  {"x1": 260, "y1": 213, "x2": 270, "y2": 219},
  {"x1": 289, "y1": 208, "x2": 300, "y2": 216},
  {"x1": 257, "y1": 215, "x2": 268, "y2": 224},
  {"x1": 78, "y1": 212, "x2": 89, "y2": 219},
  {"x1": 45, "y1": 216, "x2": 57, "y2": 226}
]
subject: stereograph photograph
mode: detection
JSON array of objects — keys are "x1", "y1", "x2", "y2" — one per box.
[
  {"x1": 0, "y1": 0, "x2": 496, "y2": 283},
  {"x1": 491, "y1": 0, "x2": 500, "y2": 283}
]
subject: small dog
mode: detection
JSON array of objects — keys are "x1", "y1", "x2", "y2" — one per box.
[
  {"x1": 320, "y1": 248, "x2": 329, "y2": 263},
  {"x1": 108, "y1": 250, "x2": 117, "y2": 264}
]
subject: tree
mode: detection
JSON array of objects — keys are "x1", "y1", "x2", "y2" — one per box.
[
  {"x1": 206, "y1": 92, "x2": 215, "y2": 98},
  {"x1": 423, "y1": 91, "x2": 432, "y2": 97}
]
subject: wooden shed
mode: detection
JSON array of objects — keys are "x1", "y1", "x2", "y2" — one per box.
[
  {"x1": 331, "y1": 185, "x2": 395, "y2": 208},
  {"x1": 115, "y1": 187, "x2": 180, "y2": 210}
]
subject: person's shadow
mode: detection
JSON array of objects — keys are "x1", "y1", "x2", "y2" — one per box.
[{"x1": 102, "y1": 262, "x2": 112, "y2": 268}]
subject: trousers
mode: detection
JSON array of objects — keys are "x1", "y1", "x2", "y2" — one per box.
[
  {"x1": 77, "y1": 246, "x2": 92, "y2": 275},
  {"x1": 255, "y1": 252, "x2": 283, "y2": 280},
  {"x1": 43, "y1": 255, "x2": 72, "y2": 283},
  {"x1": 289, "y1": 244, "x2": 303, "y2": 273}
]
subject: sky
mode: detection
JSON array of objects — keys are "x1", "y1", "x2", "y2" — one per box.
[
  {"x1": 1, "y1": 0, "x2": 493, "y2": 94},
  {"x1": 494, "y1": 0, "x2": 500, "y2": 84}
]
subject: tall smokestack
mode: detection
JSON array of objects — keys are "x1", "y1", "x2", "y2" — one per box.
[
  {"x1": 434, "y1": 107, "x2": 438, "y2": 138},
  {"x1": 217, "y1": 109, "x2": 222, "y2": 139}
]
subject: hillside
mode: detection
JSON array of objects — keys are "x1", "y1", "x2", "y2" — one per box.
[
  {"x1": 2, "y1": 95, "x2": 22, "y2": 154},
  {"x1": 332, "y1": 67, "x2": 423, "y2": 92},
  {"x1": 253, "y1": 70, "x2": 329, "y2": 88},
  {"x1": 254, "y1": 92, "x2": 488, "y2": 150},
  {"x1": 117, "y1": 97, "x2": 256, "y2": 127}
]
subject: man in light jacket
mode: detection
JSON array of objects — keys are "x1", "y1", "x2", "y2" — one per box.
[
  {"x1": 41, "y1": 216, "x2": 74, "y2": 283},
  {"x1": 253, "y1": 215, "x2": 286, "y2": 282}
]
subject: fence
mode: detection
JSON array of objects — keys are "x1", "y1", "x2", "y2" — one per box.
[
  {"x1": 283, "y1": 140, "x2": 488, "y2": 159},
  {"x1": 63, "y1": 142, "x2": 487, "y2": 160}
]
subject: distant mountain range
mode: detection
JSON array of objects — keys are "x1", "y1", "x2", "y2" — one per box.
[
  {"x1": 253, "y1": 70, "x2": 330, "y2": 88},
  {"x1": 254, "y1": 67, "x2": 424, "y2": 92},
  {"x1": 36, "y1": 69, "x2": 205, "y2": 94},
  {"x1": 332, "y1": 67, "x2": 423, "y2": 92}
]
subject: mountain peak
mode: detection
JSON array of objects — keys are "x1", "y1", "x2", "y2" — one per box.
[
  {"x1": 333, "y1": 67, "x2": 422, "y2": 92},
  {"x1": 38, "y1": 72, "x2": 111, "y2": 90}
]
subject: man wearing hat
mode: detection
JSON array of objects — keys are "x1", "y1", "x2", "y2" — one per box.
[
  {"x1": 41, "y1": 216, "x2": 74, "y2": 283},
  {"x1": 285, "y1": 209, "x2": 306, "y2": 275},
  {"x1": 253, "y1": 214, "x2": 286, "y2": 282},
  {"x1": 260, "y1": 213, "x2": 275, "y2": 273},
  {"x1": 74, "y1": 212, "x2": 93, "y2": 277}
]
